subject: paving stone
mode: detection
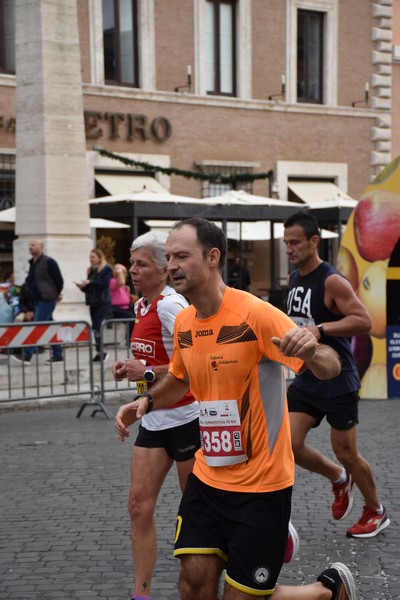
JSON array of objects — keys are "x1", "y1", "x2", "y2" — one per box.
[{"x1": 0, "y1": 399, "x2": 398, "y2": 599}]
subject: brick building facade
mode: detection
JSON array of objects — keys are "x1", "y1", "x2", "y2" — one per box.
[{"x1": 0, "y1": 0, "x2": 398, "y2": 306}]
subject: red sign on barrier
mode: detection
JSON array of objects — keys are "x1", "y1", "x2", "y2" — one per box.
[{"x1": 0, "y1": 322, "x2": 90, "y2": 348}]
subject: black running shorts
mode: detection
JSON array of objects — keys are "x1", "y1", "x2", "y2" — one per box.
[
  {"x1": 174, "y1": 473, "x2": 292, "y2": 595},
  {"x1": 287, "y1": 386, "x2": 359, "y2": 430},
  {"x1": 134, "y1": 418, "x2": 200, "y2": 462}
]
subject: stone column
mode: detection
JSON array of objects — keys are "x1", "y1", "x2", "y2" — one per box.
[{"x1": 13, "y1": 0, "x2": 93, "y2": 320}]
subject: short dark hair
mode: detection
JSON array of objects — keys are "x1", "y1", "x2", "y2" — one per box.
[
  {"x1": 172, "y1": 217, "x2": 227, "y2": 272},
  {"x1": 284, "y1": 211, "x2": 321, "y2": 239}
]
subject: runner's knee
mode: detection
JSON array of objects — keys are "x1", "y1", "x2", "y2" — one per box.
[
  {"x1": 128, "y1": 493, "x2": 156, "y2": 522},
  {"x1": 178, "y1": 555, "x2": 221, "y2": 599},
  {"x1": 333, "y1": 445, "x2": 359, "y2": 468}
]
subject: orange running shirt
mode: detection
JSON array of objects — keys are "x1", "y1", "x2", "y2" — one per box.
[{"x1": 169, "y1": 287, "x2": 304, "y2": 493}]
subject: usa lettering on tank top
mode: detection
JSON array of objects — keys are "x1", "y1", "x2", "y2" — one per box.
[{"x1": 287, "y1": 262, "x2": 360, "y2": 397}]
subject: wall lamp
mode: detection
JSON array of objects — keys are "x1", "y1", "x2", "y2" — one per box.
[
  {"x1": 175, "y1": 65, "x2": 192, "y2": 92},
  {"x1": 352, "y1": 82, "x2": 369, "y2": 107},
  {"x1": 268, "y1": 75, "x2": 286, "y2": 100}
]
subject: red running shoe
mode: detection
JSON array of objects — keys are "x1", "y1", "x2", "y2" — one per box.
[
  {"x1": 283, "y1": 520, "x2": 300, "y2": 563},
  {"x1": 332, "y1": 472, "x2": 356, "y2": 520},
  {"x1": 346, "y1": 505, "x2": 390, "y2": 538}
]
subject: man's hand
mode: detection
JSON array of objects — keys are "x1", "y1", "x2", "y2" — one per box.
[
  {"x1": 112, "y1": 360, "x2": 127, "y2": 381},
  {"x1": 124, "y1": 359, "x2": 148, "y2": 382},
  {"x1": 272, "y1": 327, "x2": 317, "y2": 361},
  {"x1": 112, "y1": 359, "x2": 148, "y2": 382},
  {"x1": 114, "y1": 397, "x2": 150, "y2": 441}
]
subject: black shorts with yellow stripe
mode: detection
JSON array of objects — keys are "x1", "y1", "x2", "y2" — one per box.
[{"x1": 174, "y1": 473, "x2": 292, "y2": 596}]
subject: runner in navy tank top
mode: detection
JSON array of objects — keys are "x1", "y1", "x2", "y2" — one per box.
[{"x1": 284, "y1": 211, "x2": 389, "y2": 540}]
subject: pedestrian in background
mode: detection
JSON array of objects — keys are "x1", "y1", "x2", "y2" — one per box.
[
  {"x1": 110, "y1": 263, "x2": 135, "y2": 344},
  {"x1": 75, "y1": 248, "x2": 113, "y2": 363},
  {"x1": 13, "y1": 282, "x2": 34, "y2": 323},
  {"x1": 115, "y1": 217, "x2": 356, "y2": 600},
  {"x1": 112, "y1": 231, "x2": 200, "y2": 600},
  {"x1": 12, "y1": 239, "x2": 64, "y2": 365},
  {"x1": 228, "y1": 255, "x2": 251, "y2": 291},
  {"x1": 284, "y1": 211, "x2": 389, "y2": 539}
]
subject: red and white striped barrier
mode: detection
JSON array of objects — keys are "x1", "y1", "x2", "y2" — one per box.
[{"x1": 0, "y1": 322, "x2": 90, "y2": 348}]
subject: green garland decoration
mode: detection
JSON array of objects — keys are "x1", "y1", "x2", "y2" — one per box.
[{"x1": 95, "y1": 147, "x2": 273, "y2": 184}]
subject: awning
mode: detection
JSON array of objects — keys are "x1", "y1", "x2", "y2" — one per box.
[
  {"x1": 288, "y1": 181, "x2": 355, "y2": 205},
  {"x1": 95, "y1": 174, "x2": 168, "y2": 195}
]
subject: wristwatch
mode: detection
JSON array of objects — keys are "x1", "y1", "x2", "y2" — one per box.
[
  {"x1": 316, "y1": 324, "x2": 325, "y2": 338},
  {"x1": 144, "y1": 366, "x2": 156, "y2": 383},
  {"x1": 134, "y1": 392, "x2": 154, "y2": 414}
]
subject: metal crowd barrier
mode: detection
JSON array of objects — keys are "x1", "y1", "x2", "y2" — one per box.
[
  {"x1": 96, "y1": 317, "x2": 137, "y2": 402},
  {"x1": 0, "y1": 320, "x2": 113, "y2": 418},
  {"x1": 0, "y1": 317, "x2": 140, "y2": 419}
]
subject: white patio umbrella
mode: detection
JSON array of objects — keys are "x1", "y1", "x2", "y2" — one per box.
[
  {"x1": 145, "y1": 219, "x2": 338, "y2": 241},
  {"x1": 88, "y1": 218, "x2": 129, "y2": 229},
  {"x1": 0, "y1": 207, "x2": 15, "y2": 222},
  {"x1": 89, "y1": 190, "x2": 206, "y2": 205},
  {"x1": 203, "y1": 189, "x2": 299, "y2": 208},
  {"x1": 90, "y1": 188, "x2": 300, "y2": 209},
  {"x1": 0, "y1": 207, "x2": 129, "y2": 229}
]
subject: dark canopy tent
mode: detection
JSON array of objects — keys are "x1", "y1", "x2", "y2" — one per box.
[
  {"x1": 89, "y1": 190, "x2": 306, "y2": 292},
  {"x1": 89, "y1": 189, "x2": 358, "y2": 299}
]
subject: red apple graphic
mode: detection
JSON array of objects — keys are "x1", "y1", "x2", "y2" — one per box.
[
  {"x1": 351, "y1": 333, "x2": 373, "y2": 380},
  {"x1": 354, "y1": 190, "x2": 400, "y2": 262}
]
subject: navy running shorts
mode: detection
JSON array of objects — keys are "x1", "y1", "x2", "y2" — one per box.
[
  {"x1": 174, "y1": 473, "x2": 292, "y2": 595},
  {"x1": 287, "y1": 385, "x2": 359, "y2": 430},
  {"x1": 134, "y1": 418, "x2": 200, "y2": 462}
]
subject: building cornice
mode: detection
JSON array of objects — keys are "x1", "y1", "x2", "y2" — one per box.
[{"x1": 82, "y1": 83, "x2": 383, "y2": 120}]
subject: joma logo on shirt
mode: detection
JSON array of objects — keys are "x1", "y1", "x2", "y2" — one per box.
[{"x1": 195, "y1": 329, "x2": 213, "y2": 337}]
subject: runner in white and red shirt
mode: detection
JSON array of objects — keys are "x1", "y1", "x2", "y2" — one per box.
[{"x1": 112, "y1": 230, "x2": 199, "y2": 600}]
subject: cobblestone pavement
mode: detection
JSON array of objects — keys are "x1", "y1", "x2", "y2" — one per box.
[{"x1": 0, "y1": 398, "x2": 398, "y2": 600}]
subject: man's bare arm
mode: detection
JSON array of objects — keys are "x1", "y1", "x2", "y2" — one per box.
[
  {"x1": 114, "y1": 372, "x2": 189, "y2": 441},
  {"x1": 272, "y1": 327, "x2": 341, "y2": 380},
  {"x1": 302, "y1": 342, "x2": 341, "y2": 380}
]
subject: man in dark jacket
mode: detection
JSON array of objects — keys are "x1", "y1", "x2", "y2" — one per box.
[{"x1": 12, "y1": 239, "x2": 64, "y2": 365}]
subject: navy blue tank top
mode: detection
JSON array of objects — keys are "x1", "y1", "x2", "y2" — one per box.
[{"x1": 287, "y1": 262, "x2": 360, "y2": 398}]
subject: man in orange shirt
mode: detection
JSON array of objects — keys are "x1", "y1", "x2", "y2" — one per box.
[{"x1": 115, "y1": 218, "x2": 356, "y2": 600}]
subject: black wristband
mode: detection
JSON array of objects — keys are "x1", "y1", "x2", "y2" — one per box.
[
  {"x1": 316, "y1": 324, "x2": 325, "y2": 338},
  {"x1": 133, "y1": 393, "x2": 154, "y2": 414}
]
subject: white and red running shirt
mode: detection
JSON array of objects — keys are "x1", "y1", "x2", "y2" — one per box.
[{"x1": 131, "y1": 285, "x2": 198, "y2": 431}]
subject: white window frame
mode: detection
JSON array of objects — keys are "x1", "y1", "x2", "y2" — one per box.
[
  {"x1": 194, "y1": 0, "x2": 252, "y2": 98},
  {"x1": 89, "y1": 0, "x2": 156, "y2": 90},
  {"x1": 276, "y1": 160, "x2": 348, "y2": 202},
  {"x1": 286, "y1": 0, "x2": 338, "y2": 105}
]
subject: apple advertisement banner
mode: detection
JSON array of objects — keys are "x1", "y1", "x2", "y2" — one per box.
[{"x1": 337, "y1": 156, "x2": 400, "y2": 399}]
